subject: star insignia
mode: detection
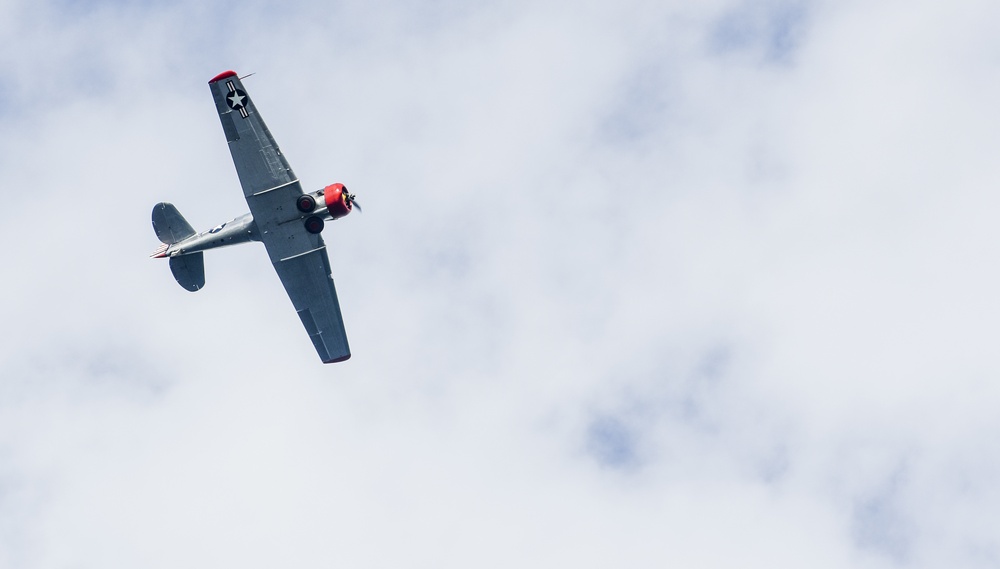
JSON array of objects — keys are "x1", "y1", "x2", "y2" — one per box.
[{"x1": 223, "y1": 82, "x2": 250, "y2": 118}]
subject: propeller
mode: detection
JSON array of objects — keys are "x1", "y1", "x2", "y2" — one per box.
[{"x1": 346, "y1": 191, "x2": 362, "y2": 214}]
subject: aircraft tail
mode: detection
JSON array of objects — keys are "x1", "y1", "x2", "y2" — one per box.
[
  {"x1": 169, "y1": 253, "x2": 205, "y2": 292},
  {"x1": 151, "y1": 203, "x2": 205, "y2": 292},
  {"x1": 152, "y1": 203, "x2": 196, "y2": 244}
]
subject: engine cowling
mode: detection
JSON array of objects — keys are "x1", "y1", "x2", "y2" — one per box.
[{"x1": 323, "y1": 183, "x2": 354, "y2": 220}]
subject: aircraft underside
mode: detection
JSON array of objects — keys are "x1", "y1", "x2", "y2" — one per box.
[{"x1": 149, "y1": 70, "x2": 359, "y2": 363}]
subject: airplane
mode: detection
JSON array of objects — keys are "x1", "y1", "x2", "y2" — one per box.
[{"x1": 150, "y1": 70, "x2": 358, "y2": 363}]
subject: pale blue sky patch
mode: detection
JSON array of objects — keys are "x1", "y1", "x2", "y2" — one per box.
[
  {"x1": 586, "y1": 414, "x2": 639, "y2": 469},
  {"x1": 0, "y1": 79, "x2": 12, "y2": 124},
  {"x1": 387, "y1": 0, "x2": 486, "y2": 35},
  {"x1": 851, "y1": 464, "x2": 914, "y2": 563},
  {"x1": 965, "y1": 543, "x2": 1000, "y2": 568},
  {"x1": 0, "y1": 450, "x2": 45, "y2": 569},
  {"x1": 710, "y1": 0, "x2": 809, "y2": 63},
  {"x1": 596, "y1": 61, "x2": 677, "y2": 147},
  {"x1": 583, "y1": 343, "x2": 736, "y2": 470},
  {"x1": 50, "y1": 0, "x2": 161, "y2": 13},
  {"x1": 3, "y1": 339, "x2": 173, "y2": 406},
  {"x1": 77, "y1": 349, "x2": 172, "y2": 402},
  {"x1": 673, "y1": 344, "x2": 733, "y2": 431},
  {"x1": 58, "y1": 63, "x2": 117, "y2": 102},
  {"x1": 694, "y1": 344, "x2": 731, "y2": 382},
  {"x1": 402, "y1": 213, "x2": 481, "y2": 287},
  {"x1": 422, "y1": 243, "x2": 473, "y2": 281},
  {"x1": 756, "y1": 443, "x2": 791, "y2": 484}
]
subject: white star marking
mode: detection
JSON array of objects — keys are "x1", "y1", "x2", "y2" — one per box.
[{"x1": 228, "y1": 92, "x2": 245, "y2": 108}]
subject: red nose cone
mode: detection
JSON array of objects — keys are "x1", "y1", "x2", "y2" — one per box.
[{"x1": 323, "y1": 183, "x2": 352, "y2": 220}]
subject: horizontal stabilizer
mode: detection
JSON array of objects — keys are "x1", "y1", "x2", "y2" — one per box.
[
  {"x1": 169, "y1": 253, "x2": 205, "y2": 292},
  {"x1": 152, "y1": 203, "x2": 196, "y2": 244}
]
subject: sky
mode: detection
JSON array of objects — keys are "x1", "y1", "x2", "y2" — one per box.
[{"x1": 2, "y1": 0, "x2": 1000, "y2": 567}]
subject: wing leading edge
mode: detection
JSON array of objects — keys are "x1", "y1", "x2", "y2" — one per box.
[{"x1": 209, "y1": 70, "x2": 350, "y2": 363}]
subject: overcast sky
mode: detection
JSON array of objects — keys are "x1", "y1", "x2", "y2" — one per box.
[{"x1": 2, "y1": 0, "x2": 1000, "y2": 567}]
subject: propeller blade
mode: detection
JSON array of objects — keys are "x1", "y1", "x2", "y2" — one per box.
[{"x1": 351, "y1": 199, "x2": 362, "y2": 214}]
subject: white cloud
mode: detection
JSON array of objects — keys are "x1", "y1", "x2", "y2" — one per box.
[{"x1": 1, "y1": 0, "x2": 999, "y2": 567}]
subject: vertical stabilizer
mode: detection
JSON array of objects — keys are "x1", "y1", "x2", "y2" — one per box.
[{"x1": 152, "y1": 203, "x2": 196, "y2": 244}]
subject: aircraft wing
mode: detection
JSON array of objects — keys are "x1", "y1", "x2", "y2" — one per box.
[{"x1": 208, "y1": 71, "x2": 351, "y2": 363}]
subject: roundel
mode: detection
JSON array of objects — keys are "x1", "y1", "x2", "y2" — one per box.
[{"x1": 226, "y1": 89, "x2": 249, "y2": 110}]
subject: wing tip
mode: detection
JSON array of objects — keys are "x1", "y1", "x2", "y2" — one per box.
[
  {"x1": 323, "y1": 353, "x2": 351, "y2": 364},
  {"x1": 209, "y1": 70, "x2": 238, "y2": 84}
]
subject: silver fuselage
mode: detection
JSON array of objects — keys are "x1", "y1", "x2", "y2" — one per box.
[
  {"x1": 162, "y1": 212, "x2": 259, "y2": 257},
  {"x1": 162, "y1": 190, "x2": 334, "y2": 258}
]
